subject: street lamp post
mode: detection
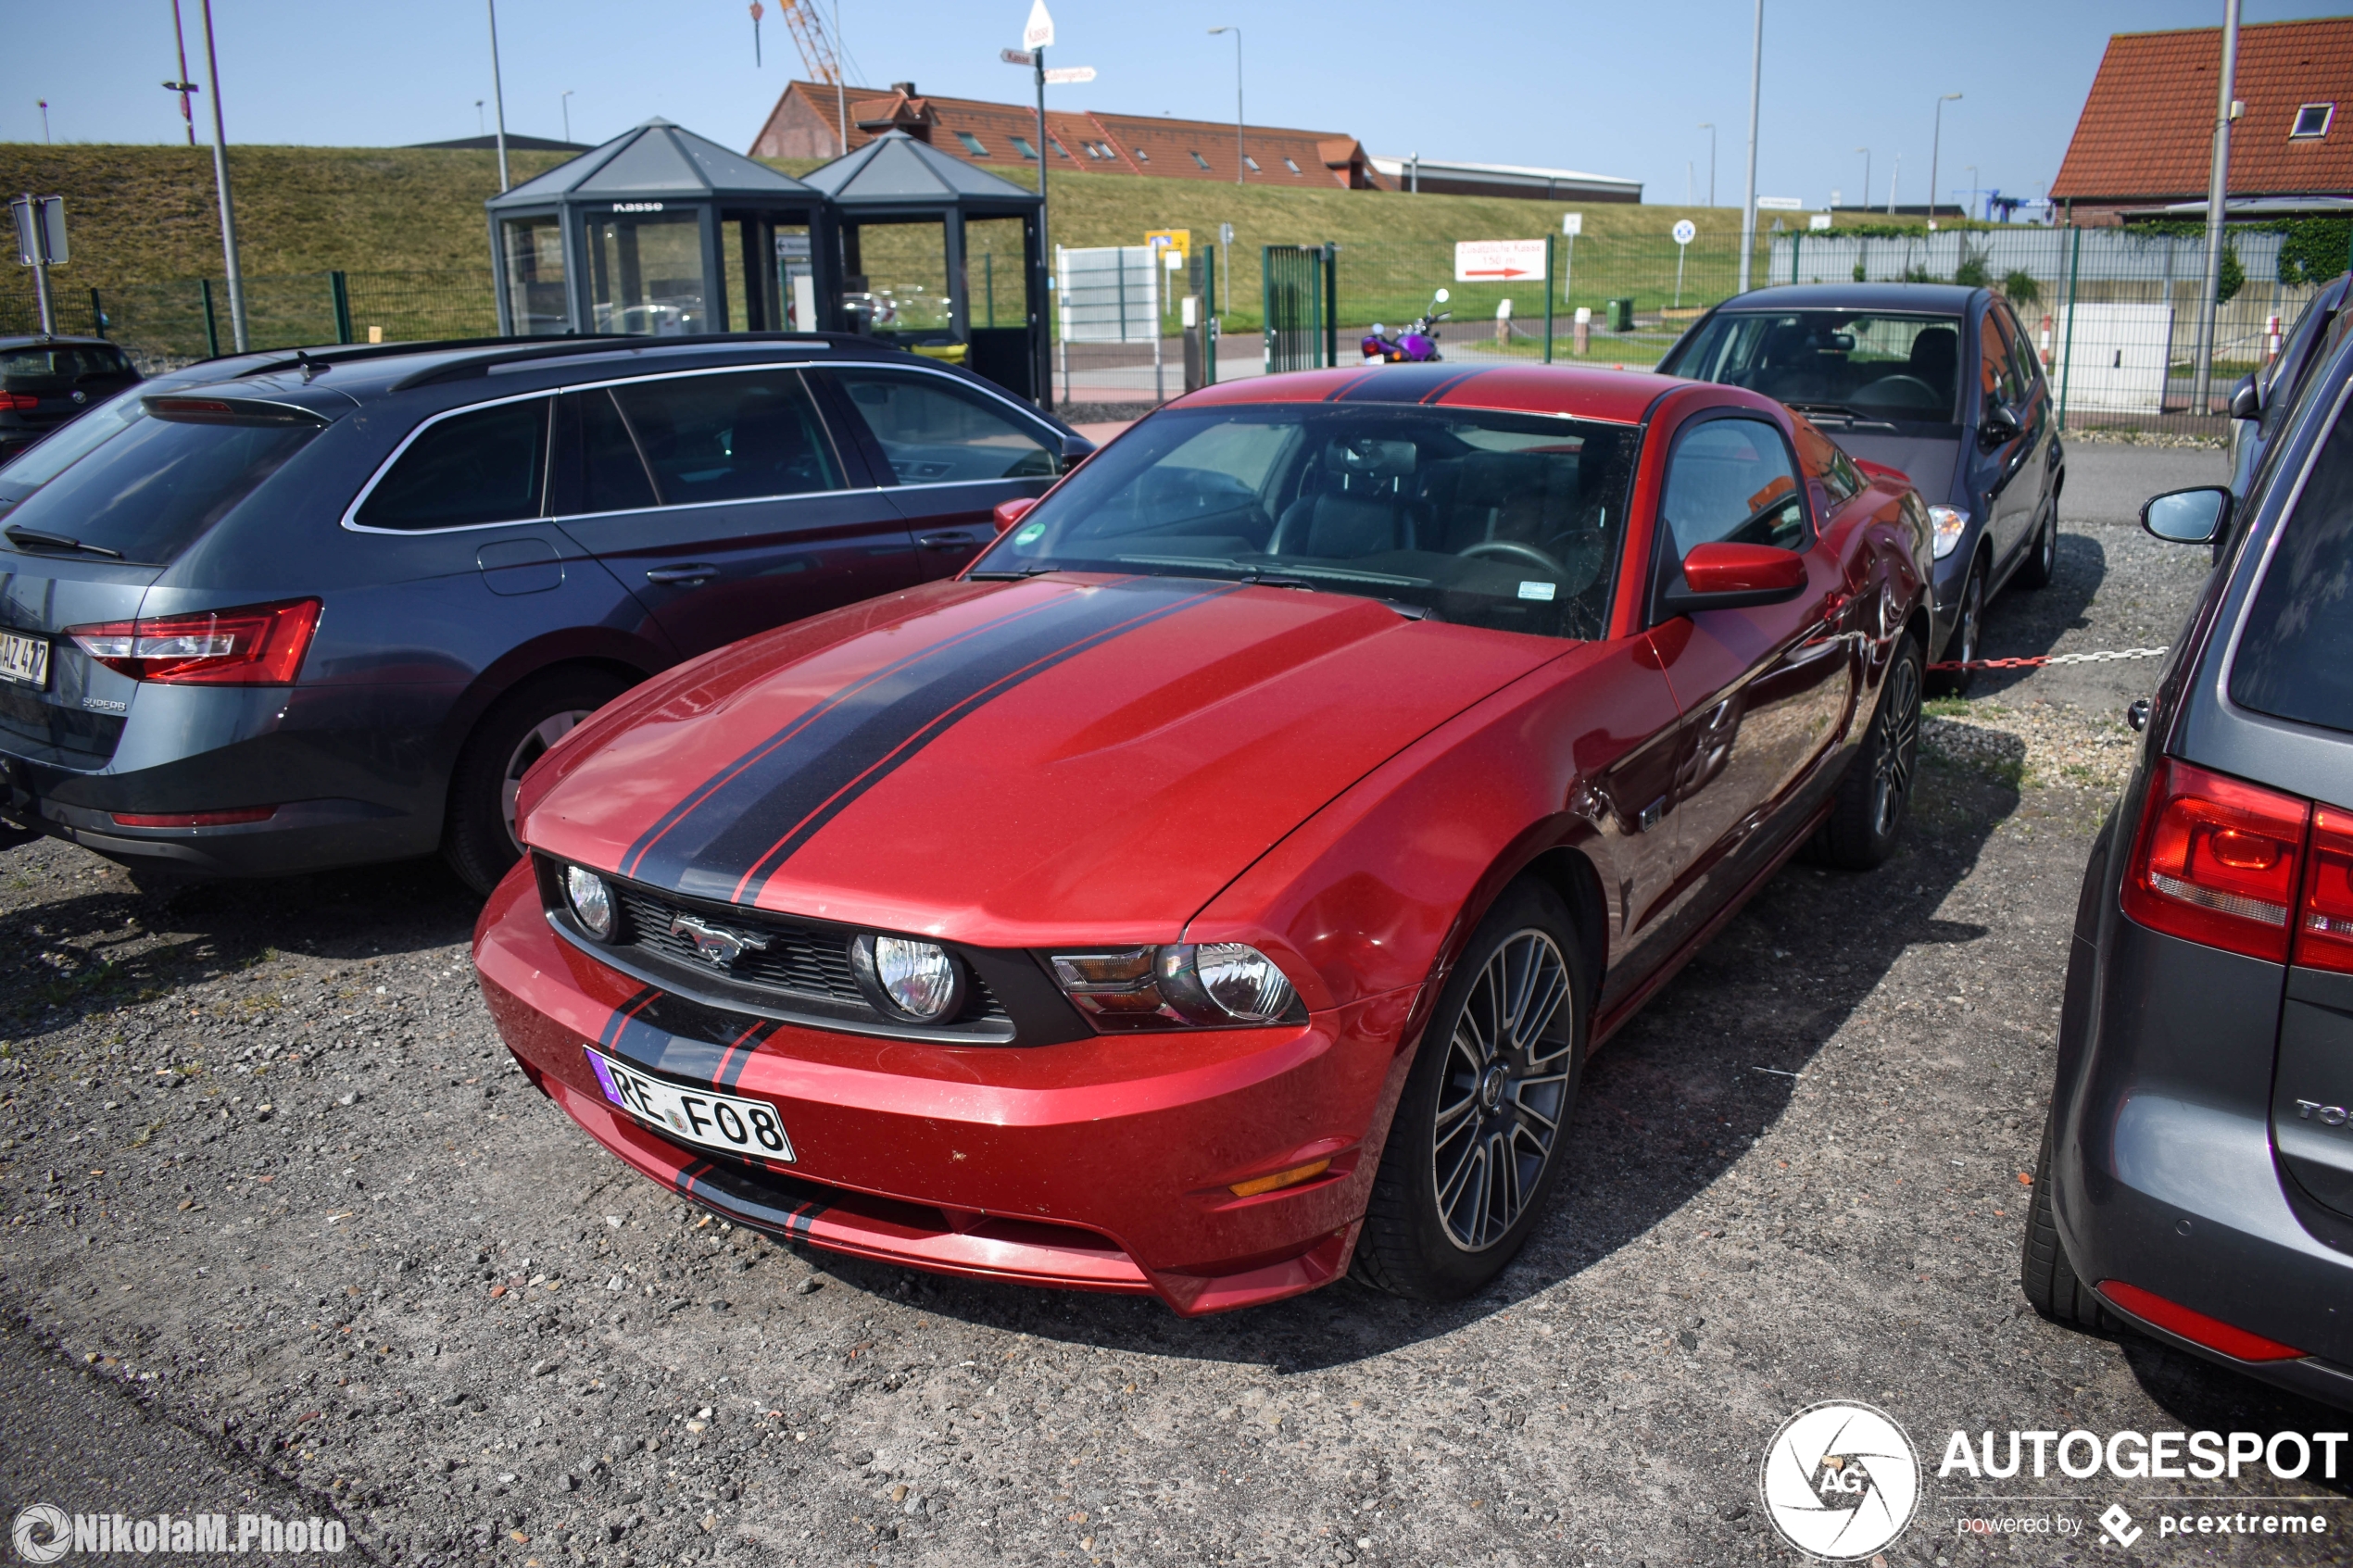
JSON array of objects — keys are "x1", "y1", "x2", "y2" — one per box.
[
  {"x1": 1209, "y1": 28, "x2": 1243, "y2": 186},
  {"x1": 1699, "y1": 123, "x2": 1716, "y2": 207},
  {"x1": 2193, "y1": 0, "x2": 2242, "y2": 414},
  {"x1": 485, "y1": 0, "x2": 511, "y2": 194},
  {"x1": 1855, "y1": 148, "x2": 1869, "y2": 216},
  {"x1": 197, "y1": 0, "x2": 247, "y2": 352},
  {"x1": 560, "y1": 90, "x2": 574, "y2": 144},
  {"x1": 1965, "y1": 165, "x2": 1977, "y2": 223},
  {"x1": 1928, "y1": 92, "x2": 1960, "y2": 228},
  {"x1": 1736, "y1": 0, "x2": 1762, "y2": 293}
]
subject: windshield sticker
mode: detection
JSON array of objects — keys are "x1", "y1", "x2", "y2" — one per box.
[
  {"x1": 1014, "y1": 521, "x2": 1046, "y2": 545},
  {"x1": 1518, "y1": 581, "x2": 1557, "y2": 601}
]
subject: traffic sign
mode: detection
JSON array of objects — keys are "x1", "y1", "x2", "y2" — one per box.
[
  {"x1": 1755, "y1": 195, "x2": 1805, "y2": 211},
  {"x1": 1145, "y1": 229, "x2": 1190, "y2": 265},
  {"x1": 1000, "y1": 48, "x2": 1033, "y2": 65},
  {"x1": 9, "y1": 195, "x2": 66, "y2": 268},
  {"x1": 1454, "y1": 238, "x2": 1546, "y2": 282},
  {"x1": 1023, "y1": 0, "x2": 1055, "y2": 50},
  {"x1": 1671, "y1": 219, "x2": 1696, "y2": 246},
  {"x1": 1042, "y1": 66, "x2": 1094, "y2": 83},
  {"x1": 1562, "y1": 212, "x2": 1582, "y2": 236}
]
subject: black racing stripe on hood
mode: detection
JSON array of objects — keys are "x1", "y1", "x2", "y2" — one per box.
[
  {"x1": 618, "y1": 585, "x2": 1090, "y2": 884},
  {"x1": 630, "y1": 577, "x2": 1237, "y2": 906},
  {"x1": 1327, "y1": 364, "x2": 1491, "y2": 404}
]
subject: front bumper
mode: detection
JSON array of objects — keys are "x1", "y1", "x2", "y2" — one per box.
[
  {"x1": 472, "y1": 864, "x2": 1417, "y2": 1315},
  {"x1": 2051, "y1": 903, "x2": 2353, "y2": 1408}
]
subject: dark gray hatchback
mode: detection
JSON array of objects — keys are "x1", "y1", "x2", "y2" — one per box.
[
  {"x1": 0, "y1": 333, "x2": 1087, "y2": 893},
  {"x1": 2023, "y1": 302, "x2": 2353, "y2": 1407}
]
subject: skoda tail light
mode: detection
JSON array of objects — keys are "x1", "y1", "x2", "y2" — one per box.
[
  {"x1": 2295, "y1": 807, "x2": 2353, "y2": 975},
  {"x1": 2120, "y1": 758, "x2": 2309, "y2": 963},
  {"x1": 69, "y1": 598, "x2": 321, "y2": 685}
]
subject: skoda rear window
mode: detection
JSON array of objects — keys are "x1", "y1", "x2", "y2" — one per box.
[
  {"x1": 2232, "y1": 395, "x2": 2353, "y2": 734},
  {"x1": 0, "y1": 397, "x2": 322, "y2": 566}
]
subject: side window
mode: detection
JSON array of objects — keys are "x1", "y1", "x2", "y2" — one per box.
[
  {"x1": 356, "y1": 397, "x2": 549, "y2": 532},
  {"x1": 571, "y1": 387, "x2": 657, "y2": 514},
  {"x1": 831, "y1": 370, "x2": 1058, "y2": 483},
  {"x1": 2230, "y1": 396, "x2": 2353, "y2": 734},
  {"x1": 1792, "y1": 417, "x2": 1859, "y2": 506},
  {"x1": 1996, "y1": 306, "x2": 2042, "y2": 396},
  {"x1": 1660, "y1": 418, "x2": 1807, "y2": 557},
  {"x1": 610, "y1": 370, "x2": 842, "y2": 506},
  {"x1": 1978, "y1": 315, "x2": 2024, "y2": 419}
]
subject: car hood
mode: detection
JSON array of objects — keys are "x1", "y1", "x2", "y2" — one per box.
[
  {"x1": 522, "y1": 573, "x2": 1567, "y2": 943},
  {"x1": 1832, "y1": 430, "x2": 1961, "y2": 501}
]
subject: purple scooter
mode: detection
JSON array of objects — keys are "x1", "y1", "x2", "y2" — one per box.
[{"x1": 1360, "y1": 288, "x2": 1452, "y2": 363}]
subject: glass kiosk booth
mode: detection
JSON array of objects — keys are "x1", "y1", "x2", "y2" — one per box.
[
  {"x1": 487, "y1": 118, "x2": 836, "y2": 339},
  {"x1": 799, "y1": 131, "x2": 1048, "y2": 405}
]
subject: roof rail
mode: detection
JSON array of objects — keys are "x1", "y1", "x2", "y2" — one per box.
[
  {"x1": 388, "y1": 331, "x2": 886, "y2": 391},
  {"x1": 228, "y1": 334, "x2": 635, "y2": 380}
]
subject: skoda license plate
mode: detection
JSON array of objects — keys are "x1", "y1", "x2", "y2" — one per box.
[
  {"x1": 584, "y1": 1045, "x2": 794, "y2": 1162},
  {"x1": 0, "y1": 633, "x2": 49, "y2": 690}
]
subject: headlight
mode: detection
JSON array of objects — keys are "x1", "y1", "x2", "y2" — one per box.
[
  {"x1": 565, "y1": 864, "x2": 615, "y2": 940},
  {"x1": 1049, "y1": 943, "x2": 1301, "y2": 1030},
  {"x1": 1928, "y1": 504, "x2": 1970, "y2": 560},
  {"x1": 850, "y1": 934, "x2": 964, "y2": 1022}
]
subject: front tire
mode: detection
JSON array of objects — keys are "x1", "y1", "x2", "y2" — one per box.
[
  {"x1": 2015, "y1": 501, "x2": 2057, "y2": 590},
  {"x1": 1929, "y1": 557, "x2": 1986, "y2": 696},
  {"x1": 1813, "y1": 633, "x2": 1921, "y2": 871},
  {"x1": 443, "y1": 667, "x2": 631, "y2": 897},
  {"x1": 1352, "y1": 881, "x2": 1589, "y2": 1301}
]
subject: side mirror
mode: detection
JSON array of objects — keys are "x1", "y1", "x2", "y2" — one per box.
[
  {"x1": 992, "y1": 496, "x2": 1038, "y2": 535},
  {"x1": 1662, "y1": 541, "x2": 1808, "y2": 614},
  {"x1": 2141, "y1": 486, "x2": 2231, "y2": 545},
  {"x1": 1980, "y1": 405, "x2": 2022, "y2": 446},
  {"x1": 2230, "y1": 372, "x2": 2263, "y2": 422}
]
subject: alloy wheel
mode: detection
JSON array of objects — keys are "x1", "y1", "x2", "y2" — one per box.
[
  {"x1": 1431, "y1": 929, "x2": 1576, "y2": 1252},
  {"x1": 1871, "y1": 653, "x2": 1921, "y2": 838},
  {"x1": 501, "y1": 709, "x2": 593, "y2": 851}
]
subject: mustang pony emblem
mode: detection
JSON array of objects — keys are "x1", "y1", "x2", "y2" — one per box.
[{"x1": 667, "y1": 912, "x2": 771, "y2": 969}]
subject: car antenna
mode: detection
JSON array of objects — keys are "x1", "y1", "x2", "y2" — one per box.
[{"x1": 295, "y1": 349, "x2": 325, "y2": 383}]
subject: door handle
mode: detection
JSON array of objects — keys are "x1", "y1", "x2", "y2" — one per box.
[
  {"x1": 916, "y1": 531, "x2": 980, "y2": 550},
  {"x1": 644, "y1": 563, "x2": 718, "y2": 585}
]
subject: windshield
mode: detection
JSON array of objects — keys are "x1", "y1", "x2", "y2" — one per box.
[
  {"x1": 1667, "y1": 310, "x2": 1963, "y2": 423},
  {"x1": 0, "y1": 407, "x2": 320, "y2": 566},
  {"x1": 970, "y1": 403, "x2": 1635, "y2": 640}
]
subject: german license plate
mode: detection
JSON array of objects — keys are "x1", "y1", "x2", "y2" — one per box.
[
  {"x1": 0, "y1": 632, "x2": 49, "y2": 690},
  {"x1": 584, "y1": 1046, "x2": 795, "y2": 1162}
]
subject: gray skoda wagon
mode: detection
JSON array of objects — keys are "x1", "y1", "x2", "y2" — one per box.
[{"x1": 0, "y1": 333, "x2": 1088, "y2": 892}]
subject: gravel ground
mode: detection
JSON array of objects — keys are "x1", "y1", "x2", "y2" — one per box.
[{"x1": 5, "y1": 444, "x2": 2347, "y2": 1568}]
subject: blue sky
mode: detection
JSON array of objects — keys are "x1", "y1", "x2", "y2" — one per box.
[{"x1": 6, "y1": 1, "x2": 2347, "y2": 211}]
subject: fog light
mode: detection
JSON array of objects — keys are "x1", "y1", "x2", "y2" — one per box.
[
  {"x1": 565, "y1": 864, "x2": 615, "y2": 940},
  {"x1": 851, "y1": 935, "x2": 963, "y2": 1022}
]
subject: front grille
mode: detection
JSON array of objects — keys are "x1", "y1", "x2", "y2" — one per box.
[
  {"x1": 599, "y1": 878, "x2": 1010, "y2": 1028},
  {"x1": 614, "y1": 887, "x2": 869, "y2": 1007}
]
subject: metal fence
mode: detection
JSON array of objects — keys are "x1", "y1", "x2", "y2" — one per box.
[{"x1": 0, "y1": 269, "x2": 497, "y2": 370}]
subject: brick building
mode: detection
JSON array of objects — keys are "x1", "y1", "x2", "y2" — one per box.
[
  {"x1": 749, "y1": 80, "x2": 1386, "y2": 189},
  {"x1": 2053, "y1": 17, "x2": 2353, "y2": 223}
]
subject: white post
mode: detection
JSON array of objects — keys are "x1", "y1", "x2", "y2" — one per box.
[
  {"x1": 1736, "y1": 0, "x2": 1762, "y2": 294},
  {"x1": 198, "y1": 0, "x2": 247, "y2": 352}
]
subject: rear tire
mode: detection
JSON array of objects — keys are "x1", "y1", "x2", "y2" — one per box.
[
  {"x1": 1812, "y1": 633, "x2": 1921, "y2": 871},
  {"x1": 2020, "y1": 1128, "x2": 2115, "y2": 1332},
  {"x1": 2015, "y1": 502, "x2": 2057, "y2": 590},
  {"x1": 1352, "y1": 881, "x2": 1589, "y2": 1301},
  {"x1": 443, "y1": 667, "x2": 631, "y2": 897}
]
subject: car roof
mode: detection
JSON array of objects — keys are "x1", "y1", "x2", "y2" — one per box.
[
  {"x1": 0, "y1": 335, "x2": 126, "y2": 351},
  {"x1": 1709, "y1": 282, "x2": 1983, "y2": 314},
  {"x1": 145, "y1": 332, "x2": 1065, "y2": 423},
  {"x1": 1176, "y1": 363, "x2": 1679, "y2": 425}
]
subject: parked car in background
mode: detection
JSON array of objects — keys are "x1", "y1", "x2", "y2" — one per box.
[
  {"x1": 0, "y1": 332, "x2": 1088, "y2": 893},
  {"x1": 0, "y1": 336, "x2": 142, "y2": 462},
  {"x1": 2021, "y1": 300, "x2": 2353, "y2": 1409},
  {"x1": 2223, "y1": 270, "x2": 2348, "y2": 559},
  {"x1": 1658, "y1": 282, "x2": 2063, "y2": 691},
  {"x1": 476, "y1": 362, "x2": 1934, "y2": 1315}
]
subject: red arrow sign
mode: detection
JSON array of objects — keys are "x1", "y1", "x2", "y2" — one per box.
[{"x1": 1461, "y1": 267, "x2": 1532, "y2": 278}]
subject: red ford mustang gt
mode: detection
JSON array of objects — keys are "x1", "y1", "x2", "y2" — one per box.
[{"x1": 474, "y1": 363, "x2": 1932, "y2": 1315}]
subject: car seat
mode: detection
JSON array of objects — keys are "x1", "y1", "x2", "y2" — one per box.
[{"x1": 1269, "y1": 437, "x2": 1424, "y2": 559}]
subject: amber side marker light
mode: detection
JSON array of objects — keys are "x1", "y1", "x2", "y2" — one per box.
[
  {"x1": 2096, "y1": 1279, "x2": 2306, "y2": 1362},
  {"x1": 1228, "y1": 1159, "x2": 1331, "y2": 1198}
]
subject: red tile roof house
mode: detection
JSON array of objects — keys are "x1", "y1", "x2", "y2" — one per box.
[
  {"x1": 749, "y1": 80, "x2": 1388, "y2": 190},
  {"x1": 2052, "y1": 17, "x2": 2353, "y2": 224}
]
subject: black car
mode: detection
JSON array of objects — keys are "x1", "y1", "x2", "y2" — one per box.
[
  {"x1": 0, "y1": 336, "x2": 143, "y2": 461},
  {"x1": 1658, "y1": 282, "x2": 2064, "y2": 690},
  {"x1": 2020, "y1": 298, "x2": 2353, "y2": 1407},
  {"x1": 0, "y1": 332, "x2": 1088, "y2": 894}
]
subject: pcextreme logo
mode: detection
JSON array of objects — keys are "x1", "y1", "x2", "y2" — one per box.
[{"x1": 1758, "y1": 1401, "x2": 1923, "y2": 1562}]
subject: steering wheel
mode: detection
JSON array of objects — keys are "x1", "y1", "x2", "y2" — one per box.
[
  {"x1": 1458, "y1": 539, "x2": 1572, "y2": 579},
  {"x1": 1858, "y1": 374, "x2": 1938, "y2": 407}
]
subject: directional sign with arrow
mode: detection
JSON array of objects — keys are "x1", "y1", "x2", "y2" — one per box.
[{"x1": 1454, "y1": 239, "x2": 1546, "y2": 282}]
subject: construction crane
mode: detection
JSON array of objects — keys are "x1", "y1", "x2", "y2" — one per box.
[{"x1": 770, "y1": 0, "x2": 840, "y2": 84}]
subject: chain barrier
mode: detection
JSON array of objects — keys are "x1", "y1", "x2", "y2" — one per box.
[{"x1": 1927, "y1": 646, "x2": 2170, "y2": 673}]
